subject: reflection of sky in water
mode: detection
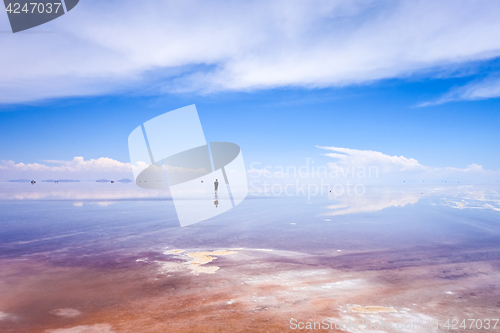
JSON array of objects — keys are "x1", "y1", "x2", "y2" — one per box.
[{"x1": 0, "y1": 183, "x2": 499, "y2": 261}]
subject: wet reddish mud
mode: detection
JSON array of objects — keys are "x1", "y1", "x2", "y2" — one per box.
[{"x1": 1, "y1": 244, "x2": 499, "y2": 332}]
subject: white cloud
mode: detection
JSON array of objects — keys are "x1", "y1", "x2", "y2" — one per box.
[
  {"x1": 1, "y1": 0, "x2": 500, "y2": 103},
  {"x1": 318, "y1": 146, "x2": 424, "y2": 172},
  {"x1": 2, "y1": 147, "x2": 498, "y2": 183},
  {"x1": 318, "y1": 146, "x2": 500, "y2": 182},
  {"x1": 420, "y1": 74, "x2": 500, "y2": 106},
  {"x1": 0, "y1": 156, "x2": 133, "y2": 181}
]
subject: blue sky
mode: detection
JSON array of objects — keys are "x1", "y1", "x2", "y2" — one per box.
[{"x1": 1, "y1": 0, "x2": 499, "y2": 181}]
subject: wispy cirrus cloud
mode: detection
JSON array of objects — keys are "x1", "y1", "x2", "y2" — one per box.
[
  {"x1": 2, "y1": 0, "x2": 500, "y2": 103},
  {"x1": 420, "y1": 74, "x2": 500, "y2": 106}
]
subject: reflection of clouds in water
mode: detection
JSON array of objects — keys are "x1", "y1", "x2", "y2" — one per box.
[
  {"x1": 0, "y1": 186, "x2": 170, "y2": 201},
  {"x1": 326, "y1": 188, "x2": 422, "y2": 216},
  {"x1": 439, "y1": 187, "x2": 500, "y2": 211},
  {"x1": 46, "y1": 324, "x2": 114, "y2": 333},
  {"x1": 326, "y1": 186, "x2": 500, "y2": 216},
  {"x1": 0, "y1": 183, "x2": 225, "y2": 201}
]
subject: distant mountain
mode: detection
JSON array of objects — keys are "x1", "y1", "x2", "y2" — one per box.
[
  {"x1": 8, "y1": 179, "x2": 32, "y2": 183},
  {"x1": 42, "y1": 179, "x2": 80, "y2": 183},
  {"x1": 96, "y1": 179, "x2": 112, "y2": 183},
  {"x1": 116, "y1": 178, "x2": 133, "y2": 183}
]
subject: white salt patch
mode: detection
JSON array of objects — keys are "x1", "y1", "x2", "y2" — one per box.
[
  {"x1": 46, "y1": 324, "x2": 114, "y2": 333},
  {"x1": 50, "y1": 308, "x2": 81, "y2": 317},
  {"x1": 95, "y1": 202, "x2": 114, "y2": 207},
  {"x1": 0, "y1": 312, "x2": 13, "y2": 321},
  {"x1": 73, "y1": 202, "x2": 83, "y2": 207},
  {"x1": 321, "y1": 279, "x2": 364, "y2": 289},
  {"x1": 164, "y1": 249, "x2": 184, "y2": 255},
  {"x1": 445, "y1": 291, "x2": 453, "y2": 294},
  {"x1": 155, "y1": 261, "x2": 185, "y2": 273},
  {"x1": 227, "y1": 299, "x2": 234, "y2": 304}
]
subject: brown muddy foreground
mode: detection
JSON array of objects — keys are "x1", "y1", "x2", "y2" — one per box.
[{"x1": 1, "y1": 245, "x2": 499, "y2": 333}]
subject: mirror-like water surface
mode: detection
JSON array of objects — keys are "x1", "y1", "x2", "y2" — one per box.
[{"x1": 0, "y1": 182, "x2": 499, "y2": 332}]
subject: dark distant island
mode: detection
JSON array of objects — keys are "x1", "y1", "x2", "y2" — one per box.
[
  {"x1": 8, "y1": 179, "x2": 32, "y2": 183},
  {"x1": 96, "y1": 179, "x2": 133, "y2": 183}
]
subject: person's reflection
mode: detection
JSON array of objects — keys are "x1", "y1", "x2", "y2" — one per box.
[{"x1": 214, "y1": 192, "x2": 219, "y2": 208}]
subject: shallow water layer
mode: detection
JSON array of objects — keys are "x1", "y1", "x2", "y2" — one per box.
[{"x1": 0, "y1": 182, "x2": 499, "y2": 332}]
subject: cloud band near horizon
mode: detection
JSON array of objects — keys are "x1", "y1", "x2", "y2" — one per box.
[{"x1": 3, "y1": 144, "x2": 496, "y2": 182}]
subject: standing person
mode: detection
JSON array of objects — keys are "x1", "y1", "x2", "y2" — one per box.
[{"x1": 214, "y1": 179, "x2": 219, "y2": 193}]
